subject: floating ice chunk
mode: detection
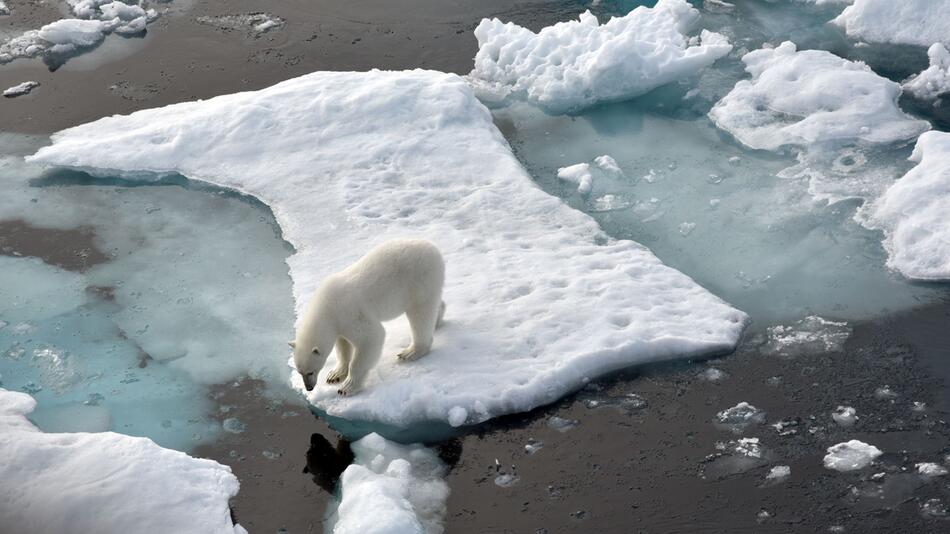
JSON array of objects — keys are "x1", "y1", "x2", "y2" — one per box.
[
  {"x1": 593, "y1": 155, "x2": 622, "y2": 175},
  {"x1": 331, "y1": 433, "x2": 448, "y2": 534},
  {"x1": 709, "y1": 42, "x2": 930, "y2": 152},
  {"x1": 864, "y1": 132, "x2": 950, "y2": 280},
  {"x1": 832, "y1": 406, "x2": 857, "y2": 426},
  {"x1": 0, "y1": 389, "x2": 245, "y2": 534},
  {"x1": 903, "y1": 44, "x2": 950, "y2": 101},
  {"x1": 734, "y1": 437, "x2": 763, "y2": 458},
  {"x1": 715, "y1": 401, "x2": 765, "y2": 432},
  {"x1": 557, "y1": 163, "x2": 594, "y2": 194},
  {"x1": 29, "y1": 70, "x2": 748, "y2": 428},
  {"x1": 547, "y1": 416, "x2": 578, "y2": 432},
  {"x1": 447, "y1": 406, "x2": 467, "y2": 427},
  {"x1": 833, "y1": 0, "x2": 950, "y2": 48},
  {"x1": 3, "y1": 81, "x2": 39, "y2": 98},
  {"x1": 873, "y1": 385, "x2": 898, "y2": 400},
  {"x1": 37, "y1": 19, "x2": 108, "y2": 55},
  {"x1": 469, "y1": 0, "x2": 731, "y2": 112},
  {"x1": 823, "y1": 440, "x2": 882, "y2": 471},
  {"x1": 765, "y1": 316, "x2": 851, "y2": 357},
  {"x1": 916, "y1": 462, "x2": 948, "y2": 477},
  {"x1": 766, "y1": 465, "x2": 791, "y2": 481},
  {"x1": 524, "y1": 438, "x2": 543, "y2": 455}
]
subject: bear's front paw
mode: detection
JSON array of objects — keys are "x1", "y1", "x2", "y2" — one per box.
[
  {"x1": 326, "y1": 368, "x2": 347, "y2": 384},
  {"x1": 337, "y1": 378, "x2": 360, "y2": 396}
]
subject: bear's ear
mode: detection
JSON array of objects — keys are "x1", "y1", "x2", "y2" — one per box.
[
  {"x1": 287, "y1": 341, "x2": 296, "y2": 349},
  {"x1": 312, "y1": 347, "x2": 320, "y2": 354}
]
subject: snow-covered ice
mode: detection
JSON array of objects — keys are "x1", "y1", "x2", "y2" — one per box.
[
  {"x1": 864, "y1": 132, "x2": 950, "y2": 280},
  {"x1": 709, "y1": 42, "x2": 929, "y2": 152},
  {"x1": 469, "y1": 0, "x2": 731, "y2": 112},
  {"x1": 29, "y1": 70, "x2": 747, "y2": 429},
  {"x1": 903, "y1": 44, "x2": 950, "y2": 101},
  {"x1": 823, "y1": 440, "x2": 882, "y2": 471},
  {"x1": 3, "y1": 81, "x2": 39, "y2": 98},
  {"x1": 833, "y1": 0, "x2": 950, "y2": 48},
  {"x1": 329, "y1": 433, "x2": 448, "y2": 534},
  {"x1": 0, "y1": 388, "x2": 245, "y2": 534}
]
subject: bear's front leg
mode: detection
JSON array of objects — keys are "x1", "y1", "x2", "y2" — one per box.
[
  {"x1": 326, "y1": 337, "x2": 353, "y2": 384},
  {"x1": 338, "y1": 323, "x2": 384, "y2": 396}
]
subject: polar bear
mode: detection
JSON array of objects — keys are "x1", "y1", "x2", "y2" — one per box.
[{"x1": 289, "y1": 239, "x2": 445, "y2": 396}]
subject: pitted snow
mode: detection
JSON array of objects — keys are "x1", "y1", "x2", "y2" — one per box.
[
  {"x1": 468, "y1": 0, "x2": 731, "y2": 112},
  {"x1": 29, "y1": 70, "x2": 747, "y2": 428},
  {"x1": 0, "y1": 389, "x2": 245, "y2": 534}
]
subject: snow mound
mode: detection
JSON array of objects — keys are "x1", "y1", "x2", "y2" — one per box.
[
  {"x1": 903, "y1": 43, "x2": 950, "y2": 101},
  {"x1": 0, "y1": 389, "x2": 245, "y2": 534},
  {"x1": 3, "y1": 81, "x2": 39, "y2": 98},
  {"x1": 331, "y1": 433, "x2": 448, "y2": 534},
  {"x1": 709, "y1": 42, "x2": 929, "y2": 152},
  {"x1": 833, "y1": 0, "x2": 950, "y2": 48},
  {"x1": 28, "y1": 70, "x2": 747, "y2": 428},
  {"x1": 823, "y1": 440, "x2": 882, "y2": 471},
  {"x1": 468, "y1": 0, "x2": 731, "y2": 112},
  {"x1": 864, "y1": 132, "x2": 950, "y2": 280}
]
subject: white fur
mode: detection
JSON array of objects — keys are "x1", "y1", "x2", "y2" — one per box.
[{"x1": 291, "y1": 239, "x2": 445, "y2": 396}]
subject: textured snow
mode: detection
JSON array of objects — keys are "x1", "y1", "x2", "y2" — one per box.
[
  {"x1": 468, "y1": 0, "x2": 731, "y2": 112},
  {"x1": 29, "y1": 70, "x2": 747, "y2": 428},
  {"x1": 823, "y1": 440, "x2": 882, "y2": 471},
  {"x1": 3, "y1": 81, "x2": 39, "y2": 97},
  {"x1": 864, "y1": 132, "x2": 950, "y2": 280},
  {"x1": 710, "y1": 42, "x2": 929, "y2": 152},
  {"x1": 903, "y1": 44, "x2": 950, "y2": 101},
  {"x1": 833, "y1": 0, "x2": 950, "y2": 48},
  {"x1": 0, "y1": 388, "x2": 245, "y2": 534},
  {"x1": 331, "y1": 433, "x2": 448, "y2": 534}
]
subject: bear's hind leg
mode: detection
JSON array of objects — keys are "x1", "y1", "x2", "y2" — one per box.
[
  {"x1": 397, "y1": 298, "x2": 441, "y2": 361},
  {"x1": 326, "y1": 337, "x2": 353, "y2": 384}
]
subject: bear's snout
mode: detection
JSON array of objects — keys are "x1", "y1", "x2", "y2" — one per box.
[{"x1": 302, "y1": 373, "x2": 316, "y2": 391}]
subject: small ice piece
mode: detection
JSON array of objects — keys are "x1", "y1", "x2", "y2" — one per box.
[
  {"x1": 716, "y1": 401, "x2": 765, "y2": 432},
  {"x1": 771, "y1": 419, "x2": 799, "y2": 436},
  {"x1": 3, "y1": 81, "x2": 39, "y2": 98},
  {"x1": 469, "y1": 0, "x2": 732, "y2": 112},
  {"x1": 557, "y1": 163, "x2": 593, "y2": 194},
  {"x1": 903, "y1": 44, "x2": 950, "y2": 101},
  {"x1": 524, "y1": 438, "x2": 543, "y2": 455},
  {"x1": 261, "y1": 449, "x2": 282, "y2": 460},
  {"x1": 593, "y1": 155, "x2": 622, "y2": 175},
  {"x1": 678, "y1": 222, "x2": 696, "y2": 236},
  {"x1": 921, "y1": 498, "x2": 948, "y2": 518},
  {"x1": 911, "y1": 401, "x2": 926, "y2": 412},
  {"x1": 547, "y1": 416, "x2": 578, "y2": 432},
  {"x1": 874, "y1": 385, "x2": 897, "y2": 400},
  {"x1": 708, "y1": 198, "x2": 721, "y2": 208},
  {"x1": 699, "y1": 367, "x2": 727, "y2": 381},
  {"x1": 756, "y1": 509, "x2": 771, "y2": 523},
  {"x1": 447, "y1": 406, "x2": 468, "y2": 427},
  {"x1": 734, "y1": 438, "x2": 762, "y2": 459},
  {"x1": 832, "y1": 406, "x2": 857, "y2": 426},
  {"x1": 766, "y1": 465, "x2": 790, "y2": 481},
  {"x1": 823, "y1": 440, "x2": 882, "y2": 472},
  {"x1": 727, "y1": 156, "x2": 740, "y2": 165},
  {"x1": 765, "y1": 316, "x2": 851, "y2": 357},
  {"x1": 916, "y1": 462, "x2": 949, "y2": 477},
  {"x1": 591, "y1": 194, "x2": 629, "y2": 212},
  {"x1": 833, "y1": 0, "x2": 950, "y2": 48},
  {"x1": 222, "y1": 417, "x2": 246, "y2": 434},
  {"x1": 494, "y1": 473, "x2": 520, "y2": 487}
]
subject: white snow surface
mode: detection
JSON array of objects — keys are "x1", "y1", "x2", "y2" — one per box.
[
  {"x1": 903, "y1": 43, "x2": 950, "y2": 101},
  {"x1": 864, "y1": 132, "x2": 950, "y2": 280},
  {"x1": 833, "y1": 0, "x2": 950, "y2": 48},
  {"x1": 709, "y1": 42, "x2": 929, "y2": 151},
  {"x1": 823, "y1": 440, "x2": 882, "y2": 471},
  {"x1": 331, "y1": 433, "x2": 449, "y2": 534},
  {"x1": 0, "y1": 389, "x2": 245, "y2": 534},
  {"x1": 469, "y1": 0, "x2": 732, "y2": 112},
  {"x1": 28, "y1": 70, "x2": 747, "y2": 428}
]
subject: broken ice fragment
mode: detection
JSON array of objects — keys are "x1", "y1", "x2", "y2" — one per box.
[
  {"x1": 832, "y1": 406, "x2": 857, "y2": 427},
  {"x1": 715, "y1": 402, "x2": 765, "y2": 432},
  {"x1": 823, "y1": 440, "x2": 882, "y2": 472},
  {"x1": 547, "y1": 416, "x2": 578, "y2": 432}
]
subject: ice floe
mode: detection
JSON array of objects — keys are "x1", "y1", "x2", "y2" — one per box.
[
  {"x1": 0, "y1": 388, "x2": 245, "y2": 534},
  {"x1": 329, "y1": 433, "x2": 448, "y2": 534},
  {"x1": 864, "y1": 132, "x2": 950, "y2": 280},
  {"x1": 823, "y1": 439, "x2": 882, "y2": 471},
  {"x1": 903, "y1": 44, "x2": 950, "y2": 101},
  {"x1": 709, "y1": 41, "x2": 929, "y2": 152},
  {"x1": 833, "y1": 0, "x2": 950, "y2": 48},
  {"x1": 29, "y1": 70, "x2": 748, "y2": 429},
  {"x1": 469, "y1": 0, "x2": 731, "y2": 112},
  {"x1": 3, "y1": 81, "x2": 39, "y2": 98}
]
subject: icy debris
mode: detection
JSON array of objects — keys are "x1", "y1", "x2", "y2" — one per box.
[
  {"x1": 916, "y1": 462, "x2": 948, "y2": 477},
  {"x1": 903, "y1": 44, "x2": 950, "y2": 101},
  {"x1": 524, "y1": 438, "x2": 543, "y2": 455},
  {"x1": 547, "y1": 416, "x2": 579, "y2": 432},
  {"x1": 733, "y1": 438, "x2": 763, "y2": 458},
  {"x1": 678, "y1": 222, "x2": 696, "y2": 236},
  {"x1": 864, "y1": 132, "x2": 950, "y2": 280},
  {"x1": 591, "y1": 194, "x2": 629, "y2": 212},
  {"x1": 874, "y1": 385, "x2": 898, "y2": 400},
  {"x1": 0, "y1": 1, "x2": 8, "y2": 16},
  {"x1": 765, "y1": 316, "x2": 851, "y2": 357},
  {"x1": 222, "y1": 417, "x2": 246, "y2": 434},
  {"x1": 832, "y1": 406, "x2": 857, "y2": 426},
  {"x1": 468, "y1": 0, "x2": 731, "y2": 111},
  {"x1": 921, "y1": 498, "x2": 948, "y2": 518},
  {"x1": 594, "y1": 155, "x2": 622, "y2": 175},
  {"x1": 716, "y1": 402, "x2": 765, "y2": 432},
  {"x1": 0, "y1": 389, "x2": 245, "y2": 533},
  {"x1": 771, "y1": 419, "x2": 800, "y2": 436},
  {"x1": 833, "y1": 0, "x2": 950, "y2": 48},
  {"x1": 3, "y1": 81, "x2": 39, "y2": 98},
  {"x1": 29, "y1": 69, "x2": 748, "y2": 428},
  {"x1": 709, "y1": 42, "x2": 929, "y2": 152},
  {"x1": 494, "y1": 472, "x2": 520, "y2": 487},
  {"x1": 823, "y1": 440, "x2": 882, "y2": 471},
  {"x1": 195, "y1": 13, "x2": 285, "y2": 36},
  {"x1": 557, "y1": 163, "x2": 594, "y2": 195},
  {"x1": 447, "y1": 406, "x2": 468, "y2": 427},
  {"x1": 332, "y1": 433, "x2": 448, "y2": 534},
  {"x1": 766, "y1": 465, "x2": 791, "y2": 481},
  {"x1": 699, "y1": 367, "x2": 727, "y2": 381}
]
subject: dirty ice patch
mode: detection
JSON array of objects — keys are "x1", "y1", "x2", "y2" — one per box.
[
  {"x1": 28, "y1": 69, "x2": 747, "y2": 428},
  {"x1": 823, "y1": 440, "x2": 882, "y2": 471},
  {"x1": 903, "y1": 44, "x2": 950, "y2": 101},
  {"x1": 833, "y1": 0, "x2": 950, "y2": 48},
  {"x1": 863, "y1": 132, "x2": 950, "y2": 280},
  {"x1": 328, "y1": 433, "x2": 448, "y2": 534},
  {"x1": 0, "y1": 389, "x2": 245, "y2": 534},
  {"x1": 709, "y1": 42, "x2": 929, "y2": 152},
  {"x1": 468, "y1": 0, "x2": 731, "y2": 112}
]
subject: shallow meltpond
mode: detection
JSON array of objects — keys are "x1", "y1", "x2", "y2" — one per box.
[{"x1": 0, "y1": 135, "x2": 295, "y2": 451}]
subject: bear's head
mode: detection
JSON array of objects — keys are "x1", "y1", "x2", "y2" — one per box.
[{"x1": 288, "y1": 330, "x2": 335, "y2": 391}]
